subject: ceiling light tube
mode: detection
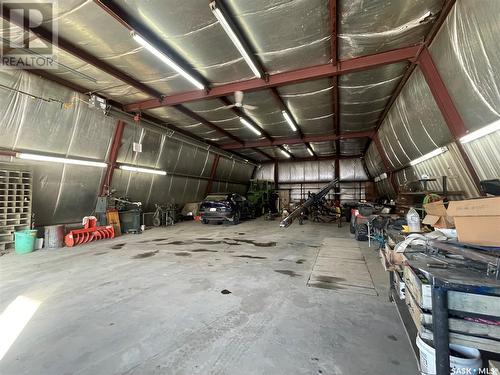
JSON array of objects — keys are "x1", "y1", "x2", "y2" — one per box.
[
  {"x1": 460, "y1": 119, "x2": 500, "y2": 144},
  {"x1": 132, "y1": 32, "x2": 205, "y2": 90},
  {"x1": 282, "y1": 110, "x2": 297, "y2": 132},
  {"x1": 210, "y1": 1, "x2": 262, "y2": 79},
  {"x1": 17, "y1": 153, "x2": 107, "y2": 168},
  {"x1": 239, "y1": 117, "x2": 261, "y2": 136},
  {"x1": 409, "y1": 147, "x2": 447, "y2": 166},
  {"x1": 307, "y1": 146, "x2": 314, "y2": 156},
  {"x1": 280, "y1": 149, "x2": 291, "y2": 158},
  {"x1": 119, "y1": 165, "x2": 167, "y2": 176}
]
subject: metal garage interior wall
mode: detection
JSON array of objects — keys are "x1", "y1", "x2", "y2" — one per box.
[
  {"x1": 0, "y1": 70, "x2": 254, "y2": 225},
  {"x1": 254, "y1": 159, "x2": 368, "y2": 202},
  {"x1": 377, "y1": 67, "x2": 452, "y2": 171},
  {"x1": 0, "y1": 69, "x2": 114, "y2": 226},
  {"x1": 369, "y1": 0, "x2": 499, "y2": 198},
  {"x1": 429, "y1": 0, "x2": 500, "y2": 133}
]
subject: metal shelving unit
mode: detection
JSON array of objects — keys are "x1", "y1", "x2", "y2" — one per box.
[{"x1": 0, "y1": 169, "x2": 32, "y2": 253}]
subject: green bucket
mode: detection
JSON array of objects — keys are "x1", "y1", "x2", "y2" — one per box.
[{"x1": 14, "y1": 230, "x2": 37, "y2": 254}]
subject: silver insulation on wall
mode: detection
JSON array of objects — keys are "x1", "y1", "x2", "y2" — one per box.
[
  {"x1": 395, "y1": 143, "x2": 479, "y2": 199},
  {"x1": 462, "y1": 131, "x2": 500, "y2": 181},
  {"x1": 0, "y1": 69, "x2": 114, "y2": 225},
  {"x1": 429, "y1": 0, "x2": 500, "y2": 133},
  {"x1": 377, "y1": 67, "x2": 452, "y2": 170},
  {"x1": 0, "y1": 70, "x2": 254, "y2": 224}
]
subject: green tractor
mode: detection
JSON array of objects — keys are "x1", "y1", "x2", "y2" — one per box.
[{"x1": 247, "y1": 179, "x2": 278, "y2": 217}]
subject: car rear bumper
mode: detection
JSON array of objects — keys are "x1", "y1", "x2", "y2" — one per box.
[{"x1": 200, "y1": 211, "x2": 235, "y2": 221}]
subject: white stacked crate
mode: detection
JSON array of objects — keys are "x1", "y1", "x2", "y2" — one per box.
[{"x1": 0, "y1": 169, "x2": 32, "y2": 253}]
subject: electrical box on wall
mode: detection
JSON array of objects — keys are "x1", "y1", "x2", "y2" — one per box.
[{"x1": 133, "y1": 142, "x2": 142, "y2": 153}]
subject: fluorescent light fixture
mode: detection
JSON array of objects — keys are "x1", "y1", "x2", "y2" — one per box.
[
  {"x1": 280, "y1": 149, "x2": 291, "y2": 158},
  {"x1": 375, "y1": 172, "x2": 388, "y2": 182},
  {"x1": 282, "y1": 110, "x2": 297, "y2": 132},
  {"x1": 210, "y1": 1, "x2": 262, "y2": 78},
  {"x1": 132, "y1": 32, "x2": 205, "y2": 90},
  {"x1": 239, "y1": 117, "x2": 261, "y2": 136},
  {"x1": 307, "y1": 146, "x2": 314, "y2": 156},
  {"x1": 460, "y1": 119, "x2": 500, "y2": 144},
  {"x1": 17, "y1": 153, "x2": 107, "y2": 168},
  {"x1": 409, "y1": 147, "x2": 447, "y2": 166},
  {"x1": 119, "y1": 165, "x2": 167, "y2": 176}
]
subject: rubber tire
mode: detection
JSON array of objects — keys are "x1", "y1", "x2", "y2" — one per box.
[
  {"x1": 153, "y1": 217, "x2": 161, "y2": 227},
  {"x1": 355, "y1": 223, "x2": 368, "y2": 241},
  {"x1": 232, "y1": 211, "x2": 240, "y2": 225}
]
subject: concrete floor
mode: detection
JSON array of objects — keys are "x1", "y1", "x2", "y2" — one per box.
[{"x1": 0, "y1": 219, "x2": 418, "y2": 375}]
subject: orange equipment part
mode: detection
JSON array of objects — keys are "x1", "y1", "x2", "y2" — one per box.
[{"x1": 64, "y1": 219, "x2": 115, "y2": 247}]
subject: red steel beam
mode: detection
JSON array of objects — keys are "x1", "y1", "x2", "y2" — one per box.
[
  {"x1": 253, "y1": 148, "x2": 275, "y2": 161},
  {"x1": 174, "y1": 105, "x2": 245, "y2": 145},
  {"x1": 367, "y1": 0, "x2": 457, "y2": 154},
  {"x1": 205, "y1": 154, "x2": 220, "y2": 195},
  {"x1": 418, "y1": 48, "x2": 467, "y2": 139},
  {"x1": 274, "y1": 160, "x2": 279, "y2": 189},
  {"x1": 1, "y1": 5, "x2": 161, "y2": 99},
  {"x1": 125, "y1": 45, "x2": 421, "y2": 111},
  {"x1": 418, "y1": 48, "x2": 483, "y2": 194},
  {"x1": 100, "y1": 120, "x2": 125, "y2": 195},
  {"x1": 329, "y1": 0, "x2": 341, "y2": 181},
  {"x1": 221, "y1": 130, "x2": 374, "y2": 150},
  {"x1": 262, "y1": 154, "x2": 363, "y2": 164}
]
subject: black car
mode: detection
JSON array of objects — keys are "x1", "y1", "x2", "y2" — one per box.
[{"x1": 199, "y1": 193, "x2": 254, "y2": 225}]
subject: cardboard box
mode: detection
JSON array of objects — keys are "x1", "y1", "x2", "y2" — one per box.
[
  {"x1": 422, "y1": 200, "x2": 454, "y2": 229},
  {"x1": 447, "y1": 197, "x2": 500, "y2": 247}
]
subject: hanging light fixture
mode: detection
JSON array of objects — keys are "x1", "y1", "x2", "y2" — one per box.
[
  {"x1": 131, "y1": 32, "x2": 205, "y2": 90},
  {"x1": 460, "y1": 119, "x2": 500, "y2": 144},
  {"x1": 282, "y1": 110, "x2": 297, "y2": 132},
  {"x1": 280, "y1": 148, "x2": 292, "y2": 158},
  {"x1": 209, "y1": 0, "x2": 263, "y2": 79},
  {"x1": 17, "y1": 153, "x2": 107, "y2": 168},
  {"x1": 239, "y1": 117, "x2": 261, "y2": 136},
  {"x1": 119, "y1": 165, "x2": 167, "y2": 176},
  {"x1": 409, "y1": 147, "x2": 447, "y2": 166}
]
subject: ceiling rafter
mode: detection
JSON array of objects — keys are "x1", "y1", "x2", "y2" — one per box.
[
  {"x1": 260, "y1": 154, "x2": 363, "y2": 164},
  {"x1": 1, "y1": 0, "x2": 259, "y2": 162},
  {"x1": 365, "y1": 0, "x2": 457, "y2": 160},
  {"x1": 0, "y1": 3, "x2": 161, "y2": 98},
  {"x1": 221, "y1": 130, "x2": 374, "y2": 150},
  {"x1": 126, "y1": 45, "x2": 421, "y2": 111}
]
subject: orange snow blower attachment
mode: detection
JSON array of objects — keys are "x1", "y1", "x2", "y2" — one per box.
[{"x1": 65, "y1": 216, "x2": 115, "y2": 247}]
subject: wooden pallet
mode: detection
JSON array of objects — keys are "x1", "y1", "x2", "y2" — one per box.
[{"x1": 0, "y1": 169, "x2": 32, "y2": 253}]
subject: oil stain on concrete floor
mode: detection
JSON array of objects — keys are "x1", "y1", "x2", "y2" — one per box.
[{"x1": 0, "y1": 219, "x2": 418, "y2": 375}]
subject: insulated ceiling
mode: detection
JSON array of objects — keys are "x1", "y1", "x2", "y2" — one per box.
[{"x1": 0, "y1": 0, "x2": 447, "y2": 162}]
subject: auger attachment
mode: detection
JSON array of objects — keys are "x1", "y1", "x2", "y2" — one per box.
[{"x1": 65, "y1": 216, "x2": 115, "y2": 247}]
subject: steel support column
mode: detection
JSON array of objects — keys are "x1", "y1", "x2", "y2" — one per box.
[
  {"x1": 205, "y1": 154, "x2": 220, "y2": 195},
  {"x1": 431, "y1": 283, "x2": 450, "y2": 375},
  {"x1": 274, "y1": 161, "x2": 279, "y2": 190},
  {"x1": 100, "y1": 120, "x2": 125, "y2": 195},
  {"x1": 419, "y1": 48, "x2": 483, "y2": 195}
]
